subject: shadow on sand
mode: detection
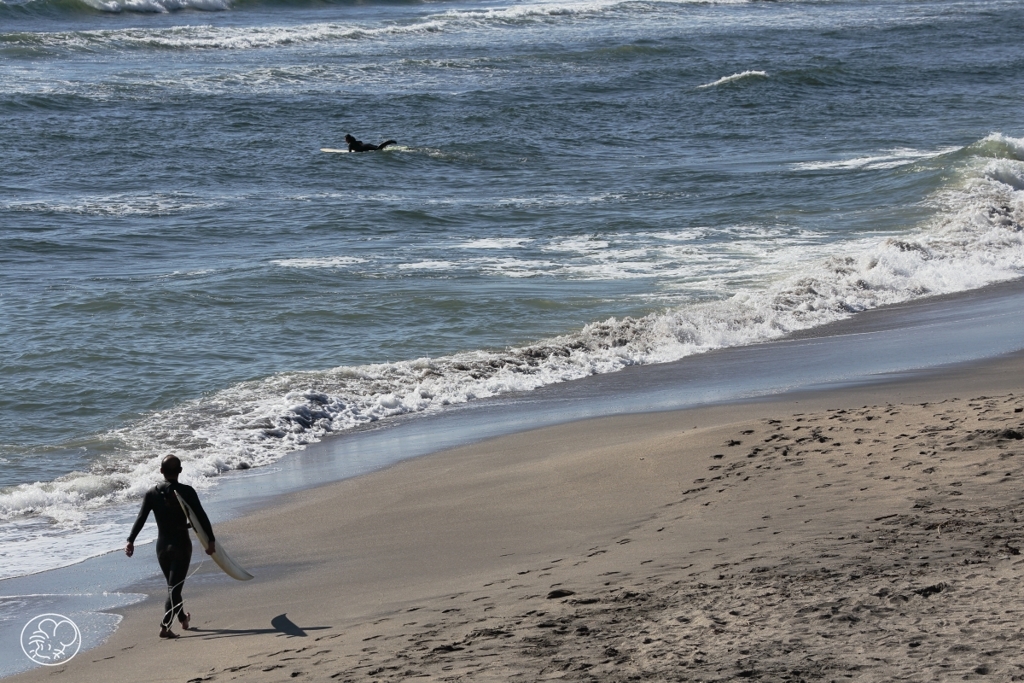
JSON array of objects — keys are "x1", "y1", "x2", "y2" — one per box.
[{"x1": 189, "y1": 613, "x2": 330, "y2": 639}]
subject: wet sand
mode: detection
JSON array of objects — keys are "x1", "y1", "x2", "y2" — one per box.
[{"x1": 13, "y1": 350, "x2": 1024, "y2": 682}]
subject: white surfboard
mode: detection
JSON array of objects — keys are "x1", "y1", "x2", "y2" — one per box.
[
  {"x1": 175, "y1": 491, "x2": 254, "y2": 581},
  {"x1": 320, "y1": 148, "x2": 349, "y2": 153}
]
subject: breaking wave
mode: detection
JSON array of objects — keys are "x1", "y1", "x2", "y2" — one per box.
[
  {"x1": 697, "y1": 70, "x2": 768, "y2": 89},
  {"x1": 0, "y1": 0, "x2": 752, "y2": 16},
  {"x1": 2, "y1": 133, "x2": 1022, "y2": 557},
  {"x1": 0, "y1": 0, "x2": 231, "y2": 16},
  {"x1": 2, "y1": 0, "x2": 755, "y2": 51},
  {"x1": 792, "y1": 146, "x2": 963, "y2": 172}
]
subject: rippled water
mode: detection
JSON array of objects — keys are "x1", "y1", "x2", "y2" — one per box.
[{"x1": 2, "y1": 0, "x2": 1023, "y2": 578}]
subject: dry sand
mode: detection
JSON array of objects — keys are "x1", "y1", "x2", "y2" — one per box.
[{"x1": 13, "y1": 352, "x2": 1024, "y2": 682}]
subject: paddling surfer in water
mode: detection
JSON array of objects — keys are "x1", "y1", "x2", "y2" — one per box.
[
  {"x1": 125, "y1": 455, "x2": 216, "y2": 639},
  {"x1": 345, "y1": 133, "x2": 397, "y2": 152}
]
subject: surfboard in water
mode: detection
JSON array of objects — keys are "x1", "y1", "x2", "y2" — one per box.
[
  {"x1": 320, "y1": 148, "x2": 349, "y2": 153},
  {"x1": 174, "y1": 491, "x2": 254, "y2": 581}
]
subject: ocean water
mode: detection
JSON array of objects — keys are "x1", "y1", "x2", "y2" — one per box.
[{"x1": 1, "y1": 0, "x2": 1023, "y2": 580}]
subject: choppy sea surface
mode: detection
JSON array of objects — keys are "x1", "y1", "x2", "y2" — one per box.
[{"x1": 1, "y1": 0, "x2": 1023, "y2": 580}]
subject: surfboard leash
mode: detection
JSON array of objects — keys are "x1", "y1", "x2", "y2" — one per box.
[{"x1": 161, "y1": 547, "x2": 206, "y2": 628}]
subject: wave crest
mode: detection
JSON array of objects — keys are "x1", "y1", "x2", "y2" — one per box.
[
  {"x1": 2, "y1": 0, "x2": 754, "y2": 51},
  {"x1": 81, "y1": 0, "x2": 231, "y2": 12},
  {"x1": 697, "y1": 70, "x2": 768, "y2": 89},
  {"x1": 0, "y1": 0, "x2": 230, "y2": 16}
]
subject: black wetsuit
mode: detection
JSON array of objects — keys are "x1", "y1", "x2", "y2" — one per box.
[
  {"x1": 347, "y1": 137, "x2": 397, "y2": 152},
  {"x1": 128, "y1": 481, "x2": 215, "y2": 628}
]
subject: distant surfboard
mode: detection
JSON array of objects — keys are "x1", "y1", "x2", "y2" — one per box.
[
  {"x1": 175, "y1": 491, "x2": 254, "y2": 581},
  {"x1": 320, "y1": 148, "x2": 349, "y2": 153}
]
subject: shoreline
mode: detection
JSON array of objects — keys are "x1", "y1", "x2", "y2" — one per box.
[
  {"x1": 5, "y1": 347, "x2": 1024, "y2": 679},
  {"x1": 4, "y1": 278, "x2": 1024, "y2": 678},
  {"x1": 5, "y1": 275, "x2": 1024, "y2": 585}
]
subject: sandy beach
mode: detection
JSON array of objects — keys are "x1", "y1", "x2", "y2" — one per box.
[
  {"x1": 10, "y1": 347, "x2": 1024, "y2": 682},
  {"x1": 5, "y1": 0, "x2": 1024, "y2": 678}
]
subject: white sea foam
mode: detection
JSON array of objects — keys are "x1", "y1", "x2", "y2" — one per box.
[
  {"x1": 979, "y1": 132, "x2": 1024, "y2": 158},
  {"x1": 161, "y1": 269, "x2": 214, "y2": 279},
  {"x1": 985, "y1": 159, "x2": 1024, "y2": 191},
  {"x1": 445, "y1": 0, "x2": 753, "y2": 25},
  {"x1": 272, "y1": 256, "x2": 367, "y2": 269},
  {"x1": 2, "y1": 0, "x2": 746, "y2": 54},
  {"x1": 428, "y1": 193, "x2": 622, "y2": 209},
  {"x1": 0, "y1": 518, "x2": 155, "y2": 581},
  {"x1": 697, "y1": 70, "x2": 768, "y2": 89},
  {"x1": 544, "y1": 236, "x2": 611, "y2": 252},
  {"x1": 398, "y1": 260, "x2": 459, "y2": 271},
  {"x1": 79, "y1": 0, "x2": 230, "y2": 12},
  {"x1": 793, "y1": 146, "x2": 961, "y2": 172},
  {"x1": 0, "y1": 0, "x2": 232, "y2": 11},
  {"x1": 1, "y1": 193, "x2": 217, "y2": 217},
  {"x1": 270, "y1": 226, "x2": 825, "y2": 284},
  {"x1": 2, "y1": 133, "x2": 1023, "y2": 578},
  {"x1": 437, "y1": 0, "x2": 625, "y2": 25},
  {"x1": 9, "y1": 20, "x2": 446, "y2": 53},
  {"x1": 457, "y1": 238, "x2": 534, "y2": 249}
]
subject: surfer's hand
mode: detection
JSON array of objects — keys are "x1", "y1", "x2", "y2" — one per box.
[
  {"x1": 206, "y1": 541, "x2": 215, "y2": 556},
  {"x1": 125, "y1": 542, "x2": 134, "y2": 558}
]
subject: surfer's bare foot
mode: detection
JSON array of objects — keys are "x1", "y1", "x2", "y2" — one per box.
[
  {"x1": 179, "y1": 612, "x2": 190, "y2": 630},
  {"x1": 159, "y1": 627, "x2": 179, "y2": 639}
]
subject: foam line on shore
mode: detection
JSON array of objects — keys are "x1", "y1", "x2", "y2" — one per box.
[
  {"x1": 7, "y1": 326, "x2": 1024, "y2": 680},
  {"x1": 4, "y1": 276, "x2": 1024, "y2": 679}
]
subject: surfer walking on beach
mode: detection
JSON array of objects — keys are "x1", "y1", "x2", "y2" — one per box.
[
  {"x1": 125, "y1": 455, "x2": 216, "y2": 639},
  {"x1": 345, "y1": 133, "x2": 397, "y2": 152}
]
